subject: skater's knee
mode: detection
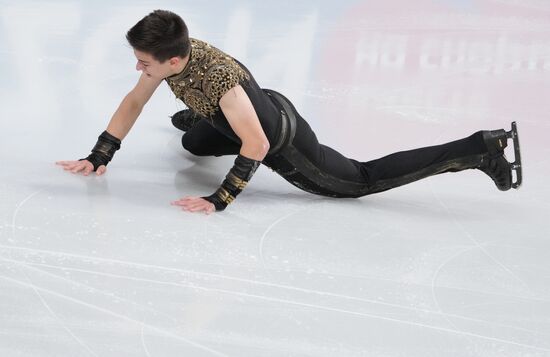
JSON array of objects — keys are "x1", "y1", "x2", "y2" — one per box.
[{"x1": 181, "y1": 134, "x2": 208, "y2": 156}]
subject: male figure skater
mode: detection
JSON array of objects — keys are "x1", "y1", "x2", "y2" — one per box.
[{"x1": 57, "y1": 10, "x2": 522, "y2": 214}]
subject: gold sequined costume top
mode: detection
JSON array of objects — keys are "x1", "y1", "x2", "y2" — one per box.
[
  {"x1": 164, "y1": 38, "x2": 282, "y2": 146},
  {"x1": 165, "y1": 38, "x2": 250, "y2": 118}
]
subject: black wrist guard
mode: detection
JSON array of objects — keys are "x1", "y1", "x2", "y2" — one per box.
[
  {"x1": 80, "y1": 130, "x2": 121, "y2": 171},
  {"x1": 203, "y1": 154, "x2": 261, "y2": 211}
]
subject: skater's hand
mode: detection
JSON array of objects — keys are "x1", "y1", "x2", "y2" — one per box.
[
  {"x1": 171, "y1": 196, "x2": 216, "y2": 215},
  {"x1": 56, "y1": 160, "x2": 107, "y2": 176}
]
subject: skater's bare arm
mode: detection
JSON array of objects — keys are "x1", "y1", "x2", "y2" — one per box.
[
  {"x1": 106, "y1": 72, "x2": 163, "y2": 140},
  {"x1": 173, "y1": 85, "x2": 269, "y2": 214},
  {"x1": 56, "y1": 73, "x2": 162, "y2": 175},
  {"x1": 219, "y1": 85, "x2": 270, "y2": 160}
]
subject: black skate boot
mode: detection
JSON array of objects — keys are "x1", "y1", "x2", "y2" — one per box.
[
  {"x1": 478, "y1": 121, "x2": 522, "y2": 191},
  {"x1": 170, "y1": 109, "x2": 202, "y2": 132}
]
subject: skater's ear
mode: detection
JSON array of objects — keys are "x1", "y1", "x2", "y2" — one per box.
[{"x1": 168, "y1": 56, "x2": 185, "y2": 66}]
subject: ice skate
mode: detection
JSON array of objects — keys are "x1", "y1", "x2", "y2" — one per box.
[
  {"x1": 479, "y1": 121, "x2": 522, "y2": 190},
  {"x1": 170, "y1": 109, "x2": 202, "y2": 132}
]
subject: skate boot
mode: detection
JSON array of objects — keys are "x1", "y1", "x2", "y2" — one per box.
[
  {"x1": 170, "y1": 109, "x2": 202, "y2": 132},
  {"x1": 478, "y1": 121, "x2": 522, "y2": 191}
]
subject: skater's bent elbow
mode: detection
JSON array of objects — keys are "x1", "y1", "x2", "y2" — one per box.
[{"x1": 240, "y1": 141, "x2": 270, "y2": 161}]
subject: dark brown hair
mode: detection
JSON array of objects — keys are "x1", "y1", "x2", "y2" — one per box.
[{"x1": 126, "y1": 10, "x2": 190, "y2": 62}]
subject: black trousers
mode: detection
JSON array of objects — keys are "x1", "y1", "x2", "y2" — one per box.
[{"x1": 181, "y1": 96, "x2": 488, "y2": 198}]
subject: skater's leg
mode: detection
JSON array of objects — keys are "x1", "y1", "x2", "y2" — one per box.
[
  {"x1": 360, "y1": 123, "x2": 522, "y2": 193},
  {"x1": 358, "y1": 131, "x2": 487, "y2": 190},
  {"x1": 264, "y1": 89, "x2": 520, "y2": 198},
  {"x1": 171, "y1": 109, "x2": 202, "y2": 132},
  {"x1": 264, "y1": 91, "x2": 485, "y2": 197},
  {"x1": 291, "y1": 117, "x2": 366, "y2": 182},
  {"x1": 268, "y1": 123, "x2": 518, "y2": 197},
  {"x1": 280, "y1": 118, "x2": 488, "y2": 196},
  {"x1": 270, "y1": 93, "x2": 486, "y2": 185},
  {"x1": 181, "y1": 120, "x2": 241, "y2": 157}
]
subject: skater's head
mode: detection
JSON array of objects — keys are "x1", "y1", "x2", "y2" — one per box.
[{"x1": 126, "y1": 10, "x2": 190, "y2": 78}]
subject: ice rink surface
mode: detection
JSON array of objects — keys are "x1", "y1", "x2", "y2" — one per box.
[{"x1": 1, "y1": 0, "x2": 550, "y2": 355}]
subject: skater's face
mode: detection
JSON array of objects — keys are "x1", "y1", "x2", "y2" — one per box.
[{"x1": 133, "y1": 49, "x2": 187, "y2": 79}]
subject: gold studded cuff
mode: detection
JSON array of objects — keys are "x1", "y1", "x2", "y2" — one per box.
[{"x1": 202, "y1": 154, "x2": 261, "y2": 211}]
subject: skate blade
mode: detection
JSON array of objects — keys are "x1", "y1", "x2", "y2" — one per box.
[{"x1": 506, "y1": 121, "x2": 522, "y2": 189}]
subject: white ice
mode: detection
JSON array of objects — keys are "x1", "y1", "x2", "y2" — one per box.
[{"x1": 1, "y1": 0, "x2": 549, "y2": 356}]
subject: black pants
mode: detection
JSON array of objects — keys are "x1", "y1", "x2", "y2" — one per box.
[{"x1": 181, "y1": 97, "x2": 488, "y2": 198}]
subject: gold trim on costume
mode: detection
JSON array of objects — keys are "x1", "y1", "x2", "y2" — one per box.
[
  {"x1": 226, "y1": 172, "x2": 248, "y2": 190},
  {"x1": 215, "y1": 187, "x2": 235, "y2": 205},
  {"x1": 165, "y1": 38, "x2": 250, "y2": 118}
]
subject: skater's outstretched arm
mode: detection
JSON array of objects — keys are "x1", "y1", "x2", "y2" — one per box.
[
  {"x1": 172, "y1": 85, "x2": 270, "y2": 214},
  {"x1": 56, "y1": 72, "x2": 162, "y2": 176},
  {"x1": 106, "y1": 72, "x2": 162, "y2": 140}
]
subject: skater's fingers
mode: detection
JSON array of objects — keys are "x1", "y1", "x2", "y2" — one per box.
[
  {"x1": 77, "y1": 162, "x2": 92, "y2": 172},
  {"x1": 171, "y1": 197, "x2": 187, "y2": 205},
  {"x1": 181, "y1": 200, "x2": 208, "y2": 210},
  {"x1": 186, "y1": 205, "x2": 206, "y2": 212},
  {"x1": 178, "y1": 199, "x2": 215, "y2": 214},
  {"x1": 83, "y1": 166, "x2": 94, "y2": 176},
  {"x1": 196, "y1": 202, "x2": 214, "y2": 212},
  {"x1": 204, "y1": 204, "x2": 215, "y2": 215},
  {"x1": 71, "y1": 165, "x2": 85, "y2": 173},
  {"x1": 188, "y1": 199, "x2": 210, "y2": 209},
  {"x1": 96, "y1": 165, "x2": 106, "y2": 176},
  {"x1": 193, "y1": 203, "x2": 210, "y2": 211},
  {"x1": 57, "y1": 160, "x2": 82, "y2": 167},
  {"x1": 172, "y1": 201, "x2": 189, "y2": 207},
  {"x1": 197, "y1": 204, "x2": 215, "y2": 214},
  {"x1": 64, "y1": 162, "x2": 80, "y2": 171},
  {"x1": 180, "y1": 202, "x2": 201, "y2": 210},
  {"x1": 172, "y1": 197, "x2": 198, "y2": 205},
  {"x1": 60, "y1": 162, "x2": 76, "y2": 169}
]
